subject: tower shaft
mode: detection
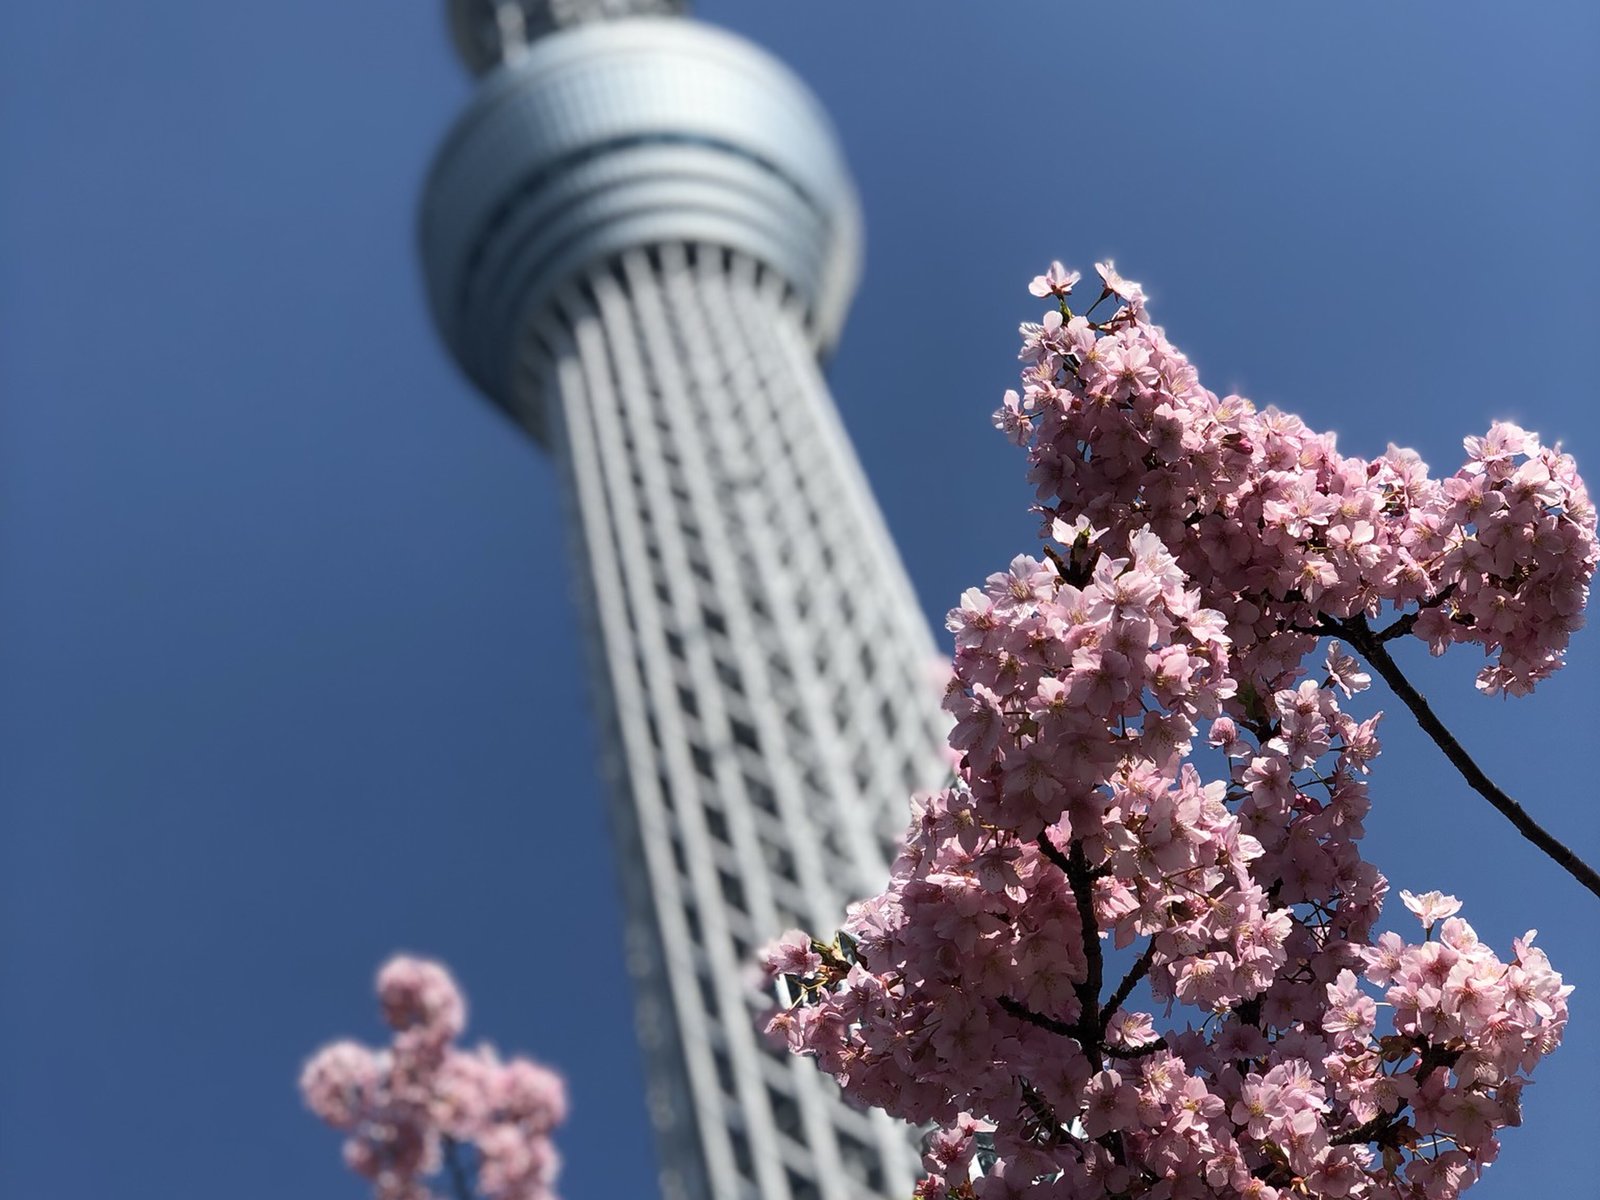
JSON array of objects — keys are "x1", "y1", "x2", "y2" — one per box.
[
  {"x1": 422, "y1": 14, "x2": 949, "y2": 1198},
  {"x1": 540, "y1": 244, "x2": 944, "y2": 1198}
]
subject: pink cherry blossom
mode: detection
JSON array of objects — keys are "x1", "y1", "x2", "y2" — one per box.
[
  {"x1": 761, "y1": 929, "x2": 824, "y2": 979},
  {"x1": 758, "y1": 265, "x2": 1584, "y2": 1200},
  {"x1": 1030, "y1": 260, "x2": 1082, "y2": 299},
  {"x1": 302, "y1": 956, "x2": 565, "y2": 1200},
  {"x1": 1399, "y1": 889, "x2": 1464, "y2": 930}
]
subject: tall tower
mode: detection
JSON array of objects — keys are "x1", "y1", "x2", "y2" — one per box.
[{"x1": 420, "y1": 5, "x2": 949, "y2": 1198}]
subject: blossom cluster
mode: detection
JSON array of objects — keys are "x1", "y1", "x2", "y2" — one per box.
[
  {"x1": 762, "y1": 265, "x2": 1582, "y2": 1200},
  {"x1": 999, "y1": 264, "x2": 1596, "y2": 697},
  {"x1": 301, "y1": 956, "x2": 566, "y2": 1200}
]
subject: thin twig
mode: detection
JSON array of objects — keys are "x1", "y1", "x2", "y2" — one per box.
[
  {"x1": 1329, "y1": 1042, "x2": 1459, "y2": 1147},
  {"x1": 1343, "y1": 621, "x2": 1600, "y2": 901},
  {"x1": 1099, "y1": 941, "x2": 1158, "y2": 1037},
  {"x1": 1371, "y1": 584, "x2": 1458, "y2": 644}
]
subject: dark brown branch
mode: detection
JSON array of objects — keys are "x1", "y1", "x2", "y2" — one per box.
[
  {"x1": 998, "y1": 995, "x2": 1076, "y2": 1039},
  {"x1": 1001, "y1": 838, "x2": 1112, "y2": 1071},
  {"x1": 1231, "y1": 995, "x2": 1264, "y2": 1030},
  {"x1": 1329, "y1": 1039, "x2": 1462, "y2": 1147},
  {"x1": 1328, "y1": 1110, "x2": 1397, "y2": 1147},
  {"x1": 1341, "y1": 619, "x2": 1600, "y2": 901},
  {"x1": 1041, "y1": 539, "x2": 1094, "y2": 588},
  {"x1": 1066, "y1": 841, "x2": 1105, "y2": 1070},
  {"x1": 1104, "y1": 1037, "x2": 1168, "y2": 1061},
  {"x1": 1041, "y1": 543, "x2": 1072, "y2": 580},
  {"x1": 1372, "y1": 584, "x2": 1458, "y2": 644},
  {"x1": 1099, "y1": 941, "x2": 1158, "y2": 1037},
  {"x1": 1035, "y1": 831, "x2": 1073, "y2": 875}
]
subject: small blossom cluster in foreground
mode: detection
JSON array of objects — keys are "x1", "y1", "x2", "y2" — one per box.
[
  {"x1": 762, "y1": 265, "x2": 1586, "y2": 1200},
  {"x1": 301, "y1": 956, "x2": 566, "y2": 1200}
]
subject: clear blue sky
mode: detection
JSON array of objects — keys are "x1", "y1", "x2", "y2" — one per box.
[{"x1": 2, "y1": 3, "x2": 1596, "y2": 1198}]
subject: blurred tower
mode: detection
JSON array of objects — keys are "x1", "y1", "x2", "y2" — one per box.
[{"x1": 420, "y1": 4, "x2": 948, "y2": 1197}]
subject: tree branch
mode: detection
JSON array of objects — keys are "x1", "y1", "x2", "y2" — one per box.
[
  {"x1": 1329, "y1": 1041, "x2": 1457, "y2": 1147},
  {"x1": 1371, "y1": 584, "x2": 1457, "y2": 644},
  {"x1": 1341, "y1": 620, "x2": 1600, "y2": 901},
  {"x1": 1066, "y1": 840, "x2": 1105, "y2": 1071},
  {"x1": 1329, "y1": 1110, "x2": 1400, "y2": 1148},
  {"x1": 1000, "y1": 839, "x2": 1112, "y2": 1072},
  {"x1": 1099, "y1": 941, "x2": 1157, "y2": 1038},
  {"x1": 998, "y1": 996, "x2": 1076, "y2": 1039},
  {"x1": 1104, "y1": 1037, "x2": 1168, "y2": 1061},
  {"x1": 1035, "y1": 831, "x2": 1073, "y2": 875}
]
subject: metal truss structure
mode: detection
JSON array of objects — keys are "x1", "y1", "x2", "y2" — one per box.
[{"x1": 421, "y1": 9, "x2": 949, "y2": 1197}]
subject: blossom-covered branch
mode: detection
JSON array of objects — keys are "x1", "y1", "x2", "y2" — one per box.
[
  {"x1": 1000, "y1": 263, "x2": 1599, "y2": 897},
  {"x1": 758, "y1": 263, "x2": 1584, "y2": 1200},
  {"x1": 301, "y1": 956, "x2": 566, "y2": 1200}
]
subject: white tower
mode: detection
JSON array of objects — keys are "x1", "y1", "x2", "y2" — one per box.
[{"x1": 421, "y1": 5, "x2": 948, "y2": 1197}]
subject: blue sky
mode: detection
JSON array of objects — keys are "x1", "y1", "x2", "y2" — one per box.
[{"x1": 2, "y1": 3, "x2": 1596, "y2": 1198}]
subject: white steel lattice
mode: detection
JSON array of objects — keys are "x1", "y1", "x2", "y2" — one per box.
[
  {"x1": 422, "y1": 16, "x2": 950, "y2": 1200},
  {"x1": 536, "y1": 247, "x2": 947, "y2": 1200}
]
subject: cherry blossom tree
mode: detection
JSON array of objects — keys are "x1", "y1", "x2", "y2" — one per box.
[
  {"x1": 763, "y1": 263, "x2": 1595, "y2": 1199},
  {"x1": 301, "y1": 955, "x2": 566, "y2": 1200}
]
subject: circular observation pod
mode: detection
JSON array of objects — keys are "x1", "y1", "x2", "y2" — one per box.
[{"x1": 419, "y1": 17, "x2": 864, "y2": 442}]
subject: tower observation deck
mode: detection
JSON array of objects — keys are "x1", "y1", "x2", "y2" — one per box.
[{"x1": 420, "y1": 5, "x2": 950, "y2": 1197}]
